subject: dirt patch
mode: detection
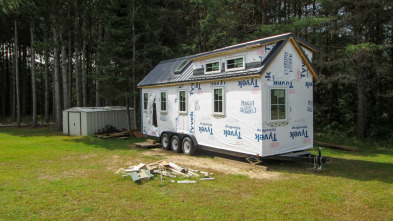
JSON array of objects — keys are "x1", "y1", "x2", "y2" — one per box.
[{"x1": 140, "y1": 148, "x2": 282, "y2": 180}]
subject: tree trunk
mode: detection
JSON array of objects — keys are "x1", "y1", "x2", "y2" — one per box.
[
  {"x1": 53, "y1": 26, "x2": 62, "y2": 130},
  {"x1": 68, "y1": 12, "x2": 73, "y2": 108},
  {"x1": 14, "y1": 20, "x2": 21, "y2": 126},
  {"x1": 61, "y1": 29, "x2": 69, "y2": 110},
  {"x1": 74, "y1": 3, "x2": 82, "y2": 107},
  {"x1": 22, "y1": 45, "x2": 27, "y2": 117},
  {"x1": 96, "y1": 14, "x2": 102, "y2": 107},
  {"x1": 12, "y1": 43, "x2": 16, "y2": 122},
  {"x1": 261, "y1": 0, "x2": 266, "y2": 25},
  {"x1": 30, "y1": 16, "x2": 37, "y2": 127},
  {"x1": 132, "y1": 0, "x2": 136, "y2": 110},
  {"x1": 126, "y1": 94, "x2": 132, "y2": 134},
  {"x1": 82, "y1": 11, "x2": 87, "y2": 107},
  {"x1": 44, "y1": 27, "x2": 50, "y2": 123}
]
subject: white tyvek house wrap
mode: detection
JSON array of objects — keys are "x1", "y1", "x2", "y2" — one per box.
[
  {"x1": 260, "y1": 41, "x2": 313, "y2": 156},
  {"x1": 141, "y1": 41, "x2": 314, "y2": 157}
]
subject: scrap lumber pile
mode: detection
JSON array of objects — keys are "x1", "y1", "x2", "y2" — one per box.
[
  {"x1": 116, "y1": 161, "x2": 214, "y2": 183},
  {"x1": 94, "y1": 125, "x2": 146, "y2": 139}
]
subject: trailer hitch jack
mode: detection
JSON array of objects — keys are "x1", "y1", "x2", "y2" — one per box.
[{"x1": 314, "y1": 147, "x2": 324, "y2": 171}]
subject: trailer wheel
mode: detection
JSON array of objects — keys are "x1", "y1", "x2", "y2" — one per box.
[
  {"x1": 170, "y1": 135, "x2": 182, "y2": 153},
  {"x1": 182, "y1": 137, "x2": 196, "y2": 155},
  {"x1": 161, "y1": 133, "x2": 170, "y2": 150}
]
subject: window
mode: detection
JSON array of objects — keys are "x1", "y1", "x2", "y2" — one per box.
[
  {"x1": 143, "y1": 93, "x2": 148, "y2": 111},
  {"x1": 160, "y1": 92, "x2": 167, "y2": 112},
  {"x1": 179, "y1": 90, "x2": 187, "y2": 114},
  {"x1": 226, "y1": 56, "x2": 245, "y2": 71},
  {"x1": 213, "y1": 88, "x2": 224, "y2": 115},
  {"x1": 174, "y1": 60, "x2": 190, "y2": 74},
  {"x1": 205, "y1": 61, "x2": 221, "y2": 74},
  {"x1": 270, "y1": 89, "x2": 286, "y2": 121}
]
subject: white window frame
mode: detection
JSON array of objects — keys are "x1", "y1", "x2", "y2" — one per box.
[
  {"x1": 178, "y1": 89, "x2": 187, "y2": 115},
  {"x1": 226, "y1": 55, "x2": 245, "y2": 72},
  {"x1": 204, "y1": 60, "x2": 221, "y2": 74},
  {"x1": 143, "y1": 92, "x2": 148, "y2": 111},
  {"x1": 268, "y1": 88, "x2": 288, "y2": 122},
  {"x1": 212, "y1": 87, "x2": 225, "y2": 116},
  {"x1": 160, "y1": 91, "x2": 167, "y2": 113}
]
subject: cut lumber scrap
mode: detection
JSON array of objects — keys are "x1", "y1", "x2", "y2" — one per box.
[
  {"x1": 133, "y1": 142, "x2": 161, "y2": 149},
  {"x1": 187, "y1": 171, "x2": 200, "y2": 177},
  {"x1": 139, "y1": 170, "x2": 150, "y2": 180},
  {"x1": 168, "y1": 162, "x2": 186, "y2": 173},
  {"x1": 167, "y1": 168, "x2": 189, "y2": 177},
  {"x1": 200, "y1": 178, "x2": 215, "y2": 181},
  {"x1": 143, "y1": 169, "x2": 154, "y2": 178},
  {"x1": 146, "y1": 139, "x2": 157, "y2": 144},
  {"x1": 177, "y1": 180, "x2": 196, "y2": 184},
  {"x1": 314, "y1": 141, "x2": 360, "y2": 152},
  {"x1": 130, "y1": 172, "x2": 140, "y2": 182}
]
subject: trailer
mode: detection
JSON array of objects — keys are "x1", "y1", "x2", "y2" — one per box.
[{"x1": 138, "y1": 33, "x2": 326, "y2": 167}]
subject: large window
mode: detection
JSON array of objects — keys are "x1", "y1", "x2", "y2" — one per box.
[
  {"x1": 205, "y1": 61, "x2": 220, "y2": 74},
  {"x1": 270, "y1": 89, "x2": 286, "y2": 121},
  {"x1": 226, "y1": 56, "x2": 244, "y2": 71},
  {"x1": 143, "y1": 93, "x2": 148, "y2": 111},
  {"x1": 213, "y1": 88, "x2": 224, "y2": 115},
  {"x1": 160, "y1": 92, "x2": 167, "y2": 112},
  {"x1": 179, "y1": 90, "x2": 187, "y2": 114}
]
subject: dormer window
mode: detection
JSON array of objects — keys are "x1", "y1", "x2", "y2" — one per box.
[
  {"x1": 226, "y1": 56, "x2": 245, "y2": 71},
  {"x1": 205, "y1": 60, "x2": 221, "y2": 74},
  {"x1": 174, "y1": 60, "x2": 190, "y2": 74}
]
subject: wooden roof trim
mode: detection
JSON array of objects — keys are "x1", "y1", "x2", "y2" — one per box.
[
  {"x1": 289, "y1": 37, "x2": 318, "y2": 79},
  {"x1": 190, "y1": 39, "x2": 284, "y2": 61}
]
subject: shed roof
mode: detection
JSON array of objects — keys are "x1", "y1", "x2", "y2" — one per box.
[
  {"x1": 63, "y1": 106, "x2": 134, "y2": 113},
  {"x1": 138, "y1": 33, "x2": 318, "y2": 88}
]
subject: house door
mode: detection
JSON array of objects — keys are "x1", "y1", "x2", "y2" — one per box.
[{"x1": 69, "y1": 112, "x2": 81, "y2": 136}]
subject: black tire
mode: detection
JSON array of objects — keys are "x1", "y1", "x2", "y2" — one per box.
[
  {"x1": 161, "y1": 133, "x2": 170, "y2": 150},
  {"x1": 182, "y1": 137, "x2": 196, "y2": 155},
  {"x1": 170, "y1": 135, "x2": 182, "y2": 153}
]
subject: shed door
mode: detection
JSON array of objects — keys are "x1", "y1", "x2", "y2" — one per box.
[{"x1": 69, "y1": 112, "x2": 81, "y2": 136}]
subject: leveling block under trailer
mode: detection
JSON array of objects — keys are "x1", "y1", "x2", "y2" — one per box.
[{"x1": 159, "y1": 131, "x2": 329, "y2": 170}]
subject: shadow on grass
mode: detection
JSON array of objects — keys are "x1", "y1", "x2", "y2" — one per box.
[
  {"x1": 189, "y1": 148, "x2": 393, "y2": 184},
  {"x1": 263, "y1": 156, "x2": 393, "y2": 184},
  {"x1": 0, "y1": 125, "x2": 60, "y2": 137},
  {"x1": 67, "y1": 136, "x2": 147, "y2": 151}
]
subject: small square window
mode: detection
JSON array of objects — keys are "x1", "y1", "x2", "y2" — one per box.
[
  {"x1": 205, "y1": 61, "x2": 221, "y2": 74},
  {"x1": 179, "y1": 90, "x2": 187, "y2": 114},
  {"x1": 226, "y1": 56, "x2": 245, "y2": 71},
  {"x1": 160, "y1": 92, "x2": 167, "y2": 112}
]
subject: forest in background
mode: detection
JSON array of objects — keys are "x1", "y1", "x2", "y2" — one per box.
[{"x1": 0, "y1": 0, "x2": 392, "y2": 141}]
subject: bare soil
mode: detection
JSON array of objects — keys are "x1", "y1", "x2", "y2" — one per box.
[{"x1": 138, "y1": 147, "x2": 283, "y2": 180}]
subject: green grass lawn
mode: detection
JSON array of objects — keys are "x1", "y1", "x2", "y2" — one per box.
[{"x1": 0, "y1": 127, "x2": 392, "y2": 220}]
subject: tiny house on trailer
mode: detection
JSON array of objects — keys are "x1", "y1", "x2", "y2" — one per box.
[{"x1": 138, "y1": 33, "x2": 319, "y2": 159}]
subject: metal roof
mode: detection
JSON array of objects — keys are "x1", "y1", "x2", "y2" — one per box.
[
  {"x1": 63, "y1": 106, "x2": 134, "y2": 113},
  {"x1": 138, "y1": 33, "x2": 317, "y2": 87}
]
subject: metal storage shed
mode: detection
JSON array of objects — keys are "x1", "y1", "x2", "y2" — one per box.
[{"x1": 63, "y1": 106, "x2": 136, "y2": 136}]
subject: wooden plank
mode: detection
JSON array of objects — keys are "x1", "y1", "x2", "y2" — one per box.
[
  {"x1": 177, "y1": 180, "x2": 196, "y2": 184},
  {"x1": 130, "y1": 172, "x2": 140, "y2": 182},
  {"x1": 143, "y1": 169, "x2": 154, "y2": 178},
  {"x1": 134, "y1": 142, "x2": 161, "y2": 149},
  {"x1": 200, "y1": 178, "x2": 215, "y2": 181},
  {"x1": 168, "y1": 162, "x2": 186, "y2": 173},
  {"x1": 139, "y1": 170, "x2": 150, "y2": 180},
  {"x1": 146, "y1": 139, "x2": 156, "y2": 144}
]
